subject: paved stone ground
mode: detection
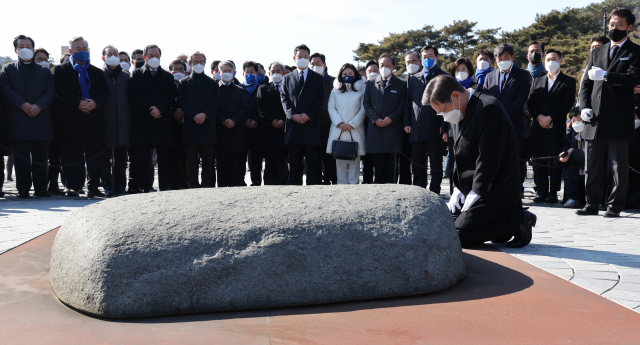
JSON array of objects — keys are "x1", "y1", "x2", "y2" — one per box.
[{"x1": 1, "y1": 157, "x2": 639, "y2": 312}]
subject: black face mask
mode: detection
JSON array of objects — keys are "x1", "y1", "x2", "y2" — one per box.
[
  {"x1": 609, "y1": 28, "x2": 628, "y2": 42},
  {"x1": 528, "y1": 52, "x2": 541, "y2": 65},
  {"x1": 135, "y1": 60, "x2": 145, "y2": 68}
]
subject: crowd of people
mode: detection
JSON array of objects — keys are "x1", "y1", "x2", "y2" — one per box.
[{"x1": 1, "y1": 7, "x2": 639, "y2": 239}]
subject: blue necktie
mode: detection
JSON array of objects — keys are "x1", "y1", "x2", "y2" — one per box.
[{"x1": 151, "y1": 69, "x2": 156, "y2": 77}]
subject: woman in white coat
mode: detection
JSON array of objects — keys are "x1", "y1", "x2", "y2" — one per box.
[{"x1": 326, "y1": 63, "x2": 367, "y2": 184}]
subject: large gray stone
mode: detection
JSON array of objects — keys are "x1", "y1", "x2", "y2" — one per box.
[{"x1": 50, "y1": 185, "x2": 465, "y2": 318}]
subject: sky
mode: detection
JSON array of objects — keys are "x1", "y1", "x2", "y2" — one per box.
[{"x1": 2, "y1": 0, "x2": 595, "y2": 73}]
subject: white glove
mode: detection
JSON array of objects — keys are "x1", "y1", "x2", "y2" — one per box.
[
  {"x1": 580, "y1": 108, "x2": 593, "y2": 122},
  {"x1": 588, "y1": 67, "x2": 606, "y2": 81},
  {"x1": 447, "y1": 188, "x2": 466, "y2": 213},
  {"x1": 461, "y1": 190, "x2": 481, "y2": 212}
]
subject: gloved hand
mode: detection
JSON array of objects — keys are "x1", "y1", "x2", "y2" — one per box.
[
  {"x1": 461, "y1": 190, "x2": 481, "y2": 212},
  {"x1": 447, "y1": 188, "x2": 466, "y2": 213},
  {"x1": 588, "y1": 67, "x2": 606, "y2": 81},
  {"x1": 581, "y1": 108, "x2": 594, "y2": 122}
]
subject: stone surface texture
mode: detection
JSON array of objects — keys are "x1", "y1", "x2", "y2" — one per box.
[{"x1": 49, "y1": 185, "x2": 465, "y2": 318}]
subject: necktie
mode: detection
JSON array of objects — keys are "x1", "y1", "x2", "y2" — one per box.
[
  {"x1": 501, "y1": 72, "x2": 507, "y2": 92},
  {"x1": 610, "y1": 45, "x2": 620, "y2": 61},
  {"x1": 299, "y1": 71, "x2": 305, "y2": 87},
  {"x1": 151, "y1": 69, "x2": 156, "y2": 77},
  {"x1": 275, "y1": 84, "x2": 279, "y2": 92}
]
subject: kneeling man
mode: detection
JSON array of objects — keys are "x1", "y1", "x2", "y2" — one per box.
[{"x1": 423, "y1": 75, "x2": 536, "y2": 248}]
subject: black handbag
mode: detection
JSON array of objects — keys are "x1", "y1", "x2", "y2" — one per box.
[{"x1": 332, "y1": 131, "x2": 359, "y2": 161}]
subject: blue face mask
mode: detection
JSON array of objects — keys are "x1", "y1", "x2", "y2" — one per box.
[
  {"x1": 422, "y1": 58, "x2": 436, "y2": 69},
  {"x1": 245, "y1": 74, "x2": 257, "y2": 85},
  {"x1": 257, "y1": 74, "x2": 265, "y2": 83},
  {"x1": 72, "y1": 50, "x2": 90, "y2": 63},
  {"x1": 342, "y1": 75, "x2": 355, "y2": 84}
]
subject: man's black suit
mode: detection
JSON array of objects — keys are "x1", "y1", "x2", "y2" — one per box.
[
  {"x1": 216, "y1": 81, "x2": 248, "y2": 187},
  {"x1": 243, "y1": 88, "x2": 262, "y2": 186},
  {"x1": 257, "y1": 82, "x2": 288, "y2": 185},
  {"x1": 579, "y1": 39, "x2": 640, "y2": 213},
  {"x1": 280, "y1": 68, "x2": 326, "y2": 185},
  {"x1": 318, "y1": 74, "x2": 336, "y2": 185}
]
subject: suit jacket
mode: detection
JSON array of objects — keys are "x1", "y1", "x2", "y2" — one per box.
[
  {"x1": 102, "y1": 66, "x2": 131, "y2": 147},
  {"x1": 280, "y1": 69, "x2": 326, "y2": 146},
  {"x1": 579, "y1": 40, "x2": 640, "y2": 140},
  {"x1": 128, "y1": 65, "x2": 177, "y2": 147},
  {"x1": 403, "y1": 66, "x2": 449, "y2": 144},
  {"x1": 177, "y1": 74, "x2": 220, "y2": 144},
  {"x1": 53, "y1": 60, "x2": 109, "y2": 144},
  {"x1": 363, "y1": 74, "x2": 407, "y2": 154},
  {"x1": 527, "y1": 71, "x2": 576, "y2": 157},
  {"x1": 319, "y1": 74, "x2": 336, "y2": 144},
  {"x1": 483, "y1": 65, "x2": 531, "y2": 150},
  {"x1": 0, "y1": 61, "x2": 55, "y2": 141},
  {"x1": 257, "y1": 82, "x2": 287, "y2": 159},
  {"x1": 452, "y1": 89, "x2": 523, "y2": 235},
  {"x1": 244, "y1": 88, "x2": 262, "y2": 149},
  {"x1": 216, "y1": 82, "x2": 248, "y2": 153}
]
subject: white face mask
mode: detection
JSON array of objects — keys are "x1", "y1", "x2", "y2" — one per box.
[
  {"x1": 147, "y1": 57, "x2": 160, "y2": 68},
  {"x1": 477, "y1": 60, "x2": 490, "y2": 71},
  {"x1": 17, "y1": 48, "x2": 34, "y2": 60},
  {"x1": 192, "y1": 64, "x2": 205, "y2": 74},
  {"x1": 635, "y1": 119, "x2": 640, "y2": 129},
  {"x1": 37, "y1": 61, "x2": 50, "y2": 69},
  {"x1": 497, "y1": 60, "x2": 512, "y2": 72},
  {"x1": 545, "y1": 60, "x2": 560, "y2": 73},
  {"x1": 572, "y1": 121, "x2": 585, "y2": 133},
  {"x1": 173, "y1": 72, "x2": 186, "y2": 81},
  {"x1": 455, "y1": 71, "x2": 469, "y2": 81},
  {"x1": 105, "y1": 55, "x2": 120, "y2": 67},
  {"x1": 311, "y1": 65, "x2": 324, "y2": 74},
  {"x1": 120, "y1": 62, "x2": 131, "y2": 71},
  {"x1": 367, "y1": 72, "x2": 379, "y2": 81},
  {"x1": 380, "y1": 67, "x2": 392, "y2": 78},
  {"x1": 213, "y1": 72, "x2": 221, "y2": 81},
  {"x1": 271, "y1": 73, "x2": 283, "y2": 84},
  {"x1": 438, "y1": 96, "x2": 464, "y2": 124},
  {"x1": 221, "y1": 72, "x2": 234, "y2": 82},
  {"x1": 296, "y1": 58, "x2": 309, "y2": 69},
  {"x1": 406, "y1": 64, "x2": 420, "y2": 75}
]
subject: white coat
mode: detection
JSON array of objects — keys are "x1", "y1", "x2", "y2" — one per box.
[{"x1": 326, "y1": 79, "x2": 367, "y2": 156}]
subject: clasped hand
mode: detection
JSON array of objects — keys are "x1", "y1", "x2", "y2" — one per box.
[
  {"x1": 338, "y1": 122, "x2": 354, "y2": 132},
  {"x1": 77, "y1": 99, "x2": 97, "y2": 114},
  {"x1": 292, "y1": 113, "x2": 310, "y2": 124},
  {"x1": 20, "y1": 102, "x2": 41, "y2": 117}
]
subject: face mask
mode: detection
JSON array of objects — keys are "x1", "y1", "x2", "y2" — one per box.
[
  {"x1": 367, "y1": 72, "x2": 379, "y2": 81},
  {"x1": 245, "y1": 74, "x2": 257, "y2": 85},
  {"x1": 221, "y1": 72, "x2": 234, "y2": 82},
  {"x1": 545, "y1": 60, "x2": 560, "y2": 73},
  {"x1": 271, "y1": 73, "x2": 283, "y2": 84},
  {"x1": 173, "y1": 72, "x2": 186, "y2": 81},
  {"x1": 311, "y1": 65, "x2": 324, "y2": 74},
  {"x1": 147, "y1": 57, "x2": 160, "y2": 69},
  {"x1": 380, "y1": 67, "x2": 392, "y2": 78},
  {"x1": 406, "y1": 64, "x2": 420, "y2": 75},
  {"x1": 296, "y1": 58, "x2": 309, "y2": 69},
  {"x1": 342, "y1": 75, "x2": 355, "y2": 84},
  {"x1": 477, "y1": 60, "x2": 490, "y2": 71},
  {"x1": 37, "y1": 61, "x2": 50, "y2": 69},
  {"x1": 572, "y1": 121, "x2": 585, "y2": 133},
  {"x1": 17, "y1": 48, "x2": 34, "y2": 60},
  {"x1": 120, "y1": 62, "x2": 131, "y2": 71},
  {"x1": 438, "y1": 96, "x2": 464, "y2": 124},
  {"x1": 192, "y1": 64, "x2": 205, "y2": 74},
  {"x1": 609, "y1": 28, "x2": 628, "y2": 42},
  {"x1": 105, "y1": 55, "x2": 120, "y2": 67},
  {"x1": 135, "y1": 61, "x2": 145, "y2": 68},
  {"x1": 497, "y1": 60, "x2": 512, "y2": 71},
  {"x1": 422, "y1": 58, "x2": 436, "y2": 69},
  {"x1": 72, "y1": 51, "x2": 90, "y2": 63},
  {"x1": 213, "y1": 72, "x2": 221, "y2": 81},
  {"x1": 528, "y1": 52, "x2": 541, "y2": 65},
  {"x1": 257, "y1": 74, "x2": 265, "y2": 83},
  {"x1": 635, "y1": 119, "x2": 640, "y2": 129},
  {"x1": 455, "y1": 71, "x2": 469, "y2": 81}
]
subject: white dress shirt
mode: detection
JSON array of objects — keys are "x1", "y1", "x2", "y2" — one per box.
[
  {"x1": 298, "y1": 68, "x2": 308, "y2": 81},
  {"x1": 547, "y1": 71, "x2": 561, "y2": 92},
  {"x1": 499, "y1": 68, "x2": 511, "y2": 93},
  {"x1": 610, "y1": 37, "x2": 628, "y2": 59}
]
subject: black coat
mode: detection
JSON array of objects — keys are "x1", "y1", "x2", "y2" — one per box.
[
  {"x1": 364, "y1": 74, "x2": 407, "y2": 154},
  {"x1": 482, "y1": 65, "x2": 531, "y2": 151},
  {"x1": 244, "y1": 88, "x2": 262, "y2": 149},
  {"x1": 128, "y1": 65, "x2": 177, "y2": 147},
  {"x1": 452, "y1": 90, "x2": 523, "y2": 235},
  {"x1": 257, "y1": 82, "x2": 287, "y2": 159},
  {"x1": 0, "y1": 98, "x2": 10, "y2": 155},
  {"x1": 216, "y1": 82, "x2": 248, "y2": 153},
  {"x1": 177, "y1": 74, "x2": 220, "y2": 144},
  {"x1": 527, "y1": 71, "x2": 576, "y2": 157},
  {"x1": 629, "y1": 126, "x2": 640, "y2": 190},
  {"x1": 53, "y1": 61, "x2": 109, "y2": 144},
  {"x1": 102, "y1": 66, "x2": 131, "y2": 147},
  {"x1": 319, "y1": 74, "x2": 336, "y2": 143},
  {"x1": 403, "y1": 66, "x2": 449, "y2": 143},
  {"x1": 280, "y1": 69, "x2": 326, "y2": 146},
  {"x1": 579, "y1": 40, "x2": 640, "y2": 141}
]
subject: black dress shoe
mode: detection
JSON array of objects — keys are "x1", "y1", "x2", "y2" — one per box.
[
  {"x1": 34, "y1": 191, "x2": 52, "y2": 197},
  {"x1": 17, "y1": 192, "x2": 29, "y2": 198},
  {"x1": 87, "y1": 189, "x2": 105, "y2": 198},
  {"x1": 576, "y1": 206, "x2": 599, "y2": 216},
  {"x1": 491, "y1": 234, "x2": 513, "y2": 244},
  {"x1": 545, "y1": 195, "x2": 558, "y2": 204},
  {"x1": 48, "y1": 188, "x2": 66, "y2": 196},
  {"x1": 0, "y1": 190, "x2": 4, "y2": 198},
  {"x1": 507, "y1": 211, "x2": 536, "y2": 248},
  {"x1": 603, "y1": 211, "x2": 620, "y2": 218},
  {"x1": 66, "y1": 190, "x2": 79, "y2": 197},
  {"x1": 533, "y1": 194, "x2": 547, "y2": 203}
]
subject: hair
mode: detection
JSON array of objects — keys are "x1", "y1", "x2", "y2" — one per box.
[
  {"x1": 60, "y1": 53, "x2": 71, "y2": 62},
  {"x1": 365, "y1": 60, "x2": 379, "y2": 69},
  {"x1": 284, "y1": 65, "x2": 292, "y2": 72},
  {"x1": 310, "y1": 52, "x2": 326, "y2": 64},
  {"x1": 545, "y1": 48, "x2": 562, "y2": 59},
  {"x1": 357, "y1": 65, "x2": 366, "y2": 73},
  {"x1": 211, "y1": 60, "x2": 221, "y2": 72},
  {"x1": 188, "y1": 50, "x2": 206, "y2": 64},
  {"x1": 294, "y1": 44, "x2": 311, "y2": 56},
  {"x1": 33, "y1": 48, "x2": 49, "y2": 59},
  {"x1": 608, "y1": 7, "x2": 636, "y2": 26},
  {"x1": 378, "y1": 53, "x2": 396, "y2": 66},
  {"x1": 450, "y1": 57, "x2": 474, "y2": 76},
  {"x1": 143, "y1": 44, "x2": 161, "y2": 56},
  {"x1": 591, "y1": 35, "x2": 610, "y2": 45},
  {"x1": 69, "y1": 36, "x2": 88, "y2": 48},
  {"x1": 219, "y1": 60, "x2": 235, "y2": 71},
  {"x1": 268, "y1": 61, "x2": 285, "y2": 72},
  {"x1": 527, "y1": 41, "x2": 543, "y2": 51},
  {"x1": 131, "y1": 49, "x2": 143, "y2": 58},
  {"x1": 494, "y1": 43, "x2": 514, "y2": 58},
  {"x1": 243, "y1": 61, "x2": 258, "y2": 73},
  {"x1": 228, "y1": 60, "x2": 237, "y2": 70},
  {"x1": 336, "y1": 63, "x2": 363, "y2": 93},
  {"x1": 570, "y1": 107, "x2": 580, "y2": 117},
  {"x1": 422, "y1": 75, "x2": 466, "y2": 106},
  {"x1": 256, "y1": 63, "x2": 265, "y2": 72},
  {"x1": 168, "y1": 59, "x2": 186, "y2": 72},
  {"x1": 119, "y1": 51, "x2": 130, "y2": 62},
  {"x1": 13, "y1": 35, "x2": 34, "y2": 49},
  {"x1": 420, "y1": 45, "x2": 439, "y2": 57},
  {"x1": 475, "y1": 49, "x2": 495, "y2": 62},
  {"x1": 405, "y1": 51, "x2": 420, "y2": 61},
  {"x1": 102, "y1": 45, "x2": 118, "y2": 57}
]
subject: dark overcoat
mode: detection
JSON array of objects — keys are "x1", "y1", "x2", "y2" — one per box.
[
  {"x1": 363, "y1": 74, "x2": 407, "y2": 154},
  {"x1": 177, "y1": 74, "x2": 220, "y2": 144},
  {"x1": 102, "y1": 66, "x2": 131, "y2": 147},
  {"x1": 403, "y1": 66, "x2": 449, "y2": 144},
  {"x1": 257, "y1": 82, "x2": 287, "y2": 159},
  {"x1": 216, "y1": 82, "x2": 248, "y2": 153},
  {"x1": 280, "y1": 69, "x2": 326, "y2": 146}
]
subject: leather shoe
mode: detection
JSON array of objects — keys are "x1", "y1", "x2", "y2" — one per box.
[
  {"x1": 576, "y1": 206, "x2": 598, "y2": 216},
  {"x1": 603, "y1": 211, "x2": 620, "y2": 218},
  {"x1": 545, "y1": 194, "x2": 558, "y2": 204},
  {"x1": 564, "y1": 199, "x2": 579, "y2": 208},
  {"x1": 66, "y1": 190, "x2": 80, "y2": 197},
  {"x1": 34, "y1": 191, "x2": 52, "y2": 197},
  {"x1": 533, "y1": 194, "x2": 548, "y2": 203},
  {"x1": 17, "y1": 192, "x2": 29, "y2": 198},
  {"x1": 507, "y1": 210, "x2": 536, "y2": 248},
  {"x1": 48, "y1": 188, "x2": 66, "y2": 196},
  {"x1": 87, "y1": 189, "x2": 105, "y2": 198},
  {"x1": 0, "y1": 189, "x2": 4, "y2": 198}
]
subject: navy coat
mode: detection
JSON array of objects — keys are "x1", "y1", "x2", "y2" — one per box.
[
  {"x1": 403, "y1": 66, "x2": 449, "y2": 144},
  {"x1": 216, "y1": 82, "x2": 248, "y2": 153},
  {"x1": 177, "y1": 74, "x2": 220, "y2": 144},
  {"x1": 280, "y1": 69, "x2": 326, "y2": 146},
  {"x1": 257, "y1": 82, "x2": 287, "y2": 159}
]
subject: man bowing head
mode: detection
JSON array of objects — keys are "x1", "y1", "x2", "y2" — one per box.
[{"x1": 423, "y1": 75, "x2": 536, "y2": 248}]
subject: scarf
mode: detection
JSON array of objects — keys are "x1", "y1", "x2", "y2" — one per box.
[
  {"x1": 459, "y1": 76, "x2": 473, "y2": 88},
  {"x1": 422, "y1": 64, "x2": 442, "y2": 84},
  {"x1": 475, "y1": 66, "x2": 493, "y2": 86},
  {"x1": 244, "y1": 77, "x2": 259, "y2": 95},
  {"x1": 70, "y1": 56, "x2": 91, "y2": 100},
  {"x1": 108, "y1": 65, "x2": 123, "y2": 79},
  {"x1": 528, "y1": 62, "x2": 545, "y2": 79}
]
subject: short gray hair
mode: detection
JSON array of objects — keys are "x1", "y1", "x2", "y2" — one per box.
[
  {"x1": 102, "y1": 45, "x2": 118, "y2": 57},
  {"x1": 219, "y1": 60, "x2": 235, "y2": 71},
  {"x1": 422, "y1": 75, "x2": 465, "y2": 106},
  {"x1": 69, "y1": 36, "x2": 88, "y2": 48},
  {"x1": 268, "y1": 61, "x2": 285, "y2": 72},
  {"x1": 188, "y1": 50, "x2": 206, "y2": 64}
]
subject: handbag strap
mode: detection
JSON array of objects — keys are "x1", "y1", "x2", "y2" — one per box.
[{"x1": 337, "y1": 130, "x2": 354, "y2": 142}]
